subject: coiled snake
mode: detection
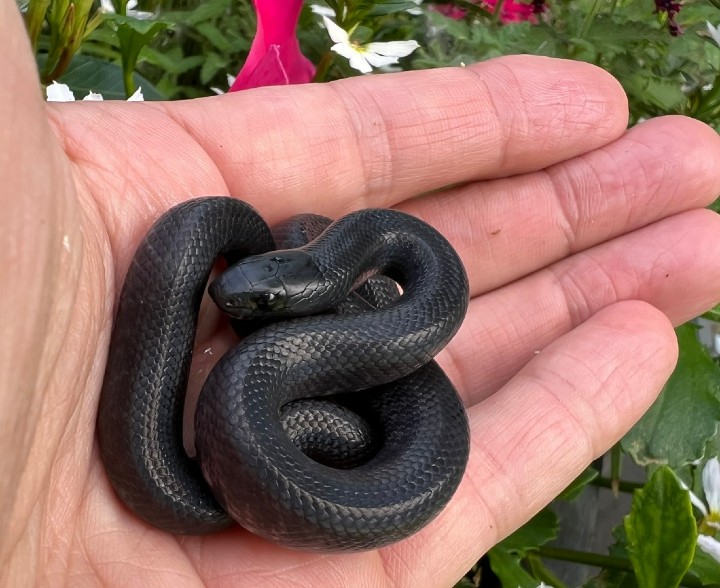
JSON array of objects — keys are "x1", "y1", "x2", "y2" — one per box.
[{"x1": 98, "y1": 197, "x2": 470, "y2": 552}]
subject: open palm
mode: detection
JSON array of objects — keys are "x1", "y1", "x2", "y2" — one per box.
[{"x1": 3, "y1": 5, "x2": 720, "y2": 585}]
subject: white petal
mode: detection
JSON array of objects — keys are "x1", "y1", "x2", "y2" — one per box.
[
  {"x1": 99, "y1": 0, "x2": 115, "y2": 14},
  {"x1": 691, "y1": 491, "x2": 710, "y2": 516},
  {"x1": 698, "y1": 535, "x2": 720, "y2": 562},
  {"x1": 310, "y1": 5, "x2": 335, "y2": 17},
  {"x1": 704, "y1": 458, "x2": 720, "y2": 513},
  {"x1": 330, "y1": 42, "x2": 360, "y2": 61},
  {"x1": 210, "y1": 87, "x2": 225, "y2": 95},
  {"x1": 348, "y1": 53, "x2": 372, "y2": 74},
  {"x1": 128, "y1": 9, "x2": 154, "y2": 20},
  {"x1": 679, "y1": 479, "x2": 709, "y2": 516},
  {"x1": 126, "y1": 0, "x2": 138, "y2": 9},
  {"x1": 46, "y1": 82, "x2": 75, "y2": 102},
  {"x1": 707, "y1": 22, "x2": 720, "y2": 47},
  {"x1": 362, "y1": 52, "x2": 401, "y2": 68},
  {"x1": 127, "y1": 87, "x2": 144, "y2": 101},
  {"x1": 82, "y1": 91, "x2": 104, "y2": 101},
  {"x1": 331, "y1": 43, "x2": 372, "y2": 73},
  {"x1": 364, "y1": 40, "x2": 420, "y2": 58},
  {"x1": 323, "y1": 16, "x2": 349, "y2": 44},
  {"x1": 226, "y1": 74, "x2": 236, "y2": 87}
]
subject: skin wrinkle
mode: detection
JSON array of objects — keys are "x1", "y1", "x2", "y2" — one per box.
[
  {"x1": 458, "y1": 66, "x2": 510, "y2": 172},
  {"x1": 327, "y1": 82, "x2": 395, "y2": 211},
  {"x1": 1, "y1": 155, "x2": 81, "y2": 576}
]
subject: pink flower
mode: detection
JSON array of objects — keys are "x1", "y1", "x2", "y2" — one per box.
[
  {"x1": 229, "y1": 0, "x2": 315, "y2": 92},
  {"x1": 488, "y1": 0, "x2": 534, "y2": 22},
  {"x1": 433, "y1": 0, "x2": 545, "y2": 24},
  {"x1": 433, "y1": 4, "x2": 469, "y2": 19}
]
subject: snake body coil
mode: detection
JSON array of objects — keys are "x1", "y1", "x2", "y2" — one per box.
[{"x1": 98, "y1": 197, "x2": 470, "y2": 552}]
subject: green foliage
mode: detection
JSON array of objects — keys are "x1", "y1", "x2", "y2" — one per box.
[
  {"x1": 622, "y1": 324, "x2": 720, "y2": 469},
  {"x1": 487, "y1": 509, "x2": 558, "y2": 587},
  {"x1": 557, "y1": 466, "x2": 599, "y2": 501},
  {"x1": 38, "y1": 52, "x2": 163, "y2": 99},
  {"x1": 624, "y1": 467, "x2": 696, "y2": 588}
]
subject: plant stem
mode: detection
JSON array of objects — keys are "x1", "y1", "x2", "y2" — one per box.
[
  {"x1": 491, "y1": 0, "x2": 505, "y2": 24},
  {"x1": 527, "y1": 554, "x2": 569, "y2": 588},
  {"x1": 123, "y1": 64, "x2": 136, "y2": 97},
  {"x1": 578, "y1": 0, "x2": 602, "y2": 38},
  {"x1": 537, "y1": 546, "x2": 703, "y2": 587},
  {"x1": 538, "y1": 545, "x2": 633, "y2": 572},
  {"x1": 312, "y1": 51, "x2": 334, "y2": 83},
  {"x1": 610, "y1": 442, "x2": 622, "y2": 496},
  {"x1": 591, "y1": 476, "x2": 644, "y2": 493}
]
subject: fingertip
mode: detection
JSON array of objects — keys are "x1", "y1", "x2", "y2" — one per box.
[
  {"x1": 631, "y1": 115, "x2": 720, "y2": 207},
  {"x1": 589, "y1": 299, "x2": 678, "y2": 374},
  {"x1": 466, "y1": 55, "x2": 629, "y2": 156}
]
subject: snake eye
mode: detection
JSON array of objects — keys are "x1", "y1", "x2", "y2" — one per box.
[{"x1": 258, "y1": 291, "x2": 277, "y2": 309}]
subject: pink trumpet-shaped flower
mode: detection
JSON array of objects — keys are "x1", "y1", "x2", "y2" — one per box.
[{"x1": 229, "y1": 0, "x2": 315, "y2": 92}]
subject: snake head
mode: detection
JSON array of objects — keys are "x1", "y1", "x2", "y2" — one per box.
[{"x1": 209, "y1": 250, "x2": 323, "y2": 319}]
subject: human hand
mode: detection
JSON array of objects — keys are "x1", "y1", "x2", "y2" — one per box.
[{"x1": 2, "y1": 2, "x2": 720, "y2": 585}]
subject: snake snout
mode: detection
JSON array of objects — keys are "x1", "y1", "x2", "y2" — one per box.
[{"x1": 209, "y1": 261, "x2": 288, "y2": 319}]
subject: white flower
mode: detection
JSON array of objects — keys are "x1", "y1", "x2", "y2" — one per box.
[
  {"x1": 684, "y1": 458, "x2": 720, "y2": 564},
  {"x1": 83, "y1": 91, "x2": 104, "y2": 101},
  {"x1": 406, "y1": 0, "x2": 424, "y2": 15},
  {"x1": 707, "y1": 22, "x2": 720, "y2": 48},
  {"x1": 310, "y1": 4, "x2": 335, "y2": 18},
  {"x1": 46, "y1": 82, "x2": 77, "y2": 102},
  {"x1": 45, "y1": 82, "x2": 145, "y2": 102},
  {"x1": 210, "y1": 74, "x2": 237, "y2": 95},
  {"x1": 127, "y1": 87, "x2": 144, "y2": 101},
  {"x1": 100, "y1": 0, "x2": 153, "y2": 20},
  {"x1": 688, "y1": 458, "x2": 720, "y2": 528},
  {"x1": 698, "y1": 534, "x2": 720, "y2": 563},
  {"x1": 322, "y1": 16, "x2": 419, "y2": 74}
]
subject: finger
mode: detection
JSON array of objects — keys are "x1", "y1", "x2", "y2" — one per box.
[
  {"x1": 385, "y1": 300, "x2": 678, "y2": 588},
  {"x1": 398, "y1": 115, "x2": 720, "y2": 294},
  {"x1": 164, "y1": 55, "x2": 628, "y2": 222},
  {"x1": 439, "y1": 208, "x2": 720, "y2": 406},
  {"x1": 0, "y1": 0, "x2": 82, "y2": 564}
]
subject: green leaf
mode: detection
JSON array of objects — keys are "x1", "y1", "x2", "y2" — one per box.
[
  {"x1": 498, "y1": 508, "x2": 559, "y2": 552},
  {"x1": 368, "y1": 0, "x2": 420, "y2": 16},
  {"x1": 585, "y1": 17, "x2": 668, "y2": 54},
  {"x1": 487, "y1": 509, "x2": 558, "y2": 587},
  {"x1": 488, "y1": 547, "x2": 540, "y2": 588},
  {"x1": 141, "y1": 47, "x2": 204, "y2": 76},
  {"x1": 558, "y1": 467, "x2": 599, "y2": 501},
  {"x1": 624, "y1": 466, "x2": 697, "y2": 588},
  {"x1": 622, "y1": 324, "x2": 720, "y2": 468},
  {"x1": 103, "y1": 13, "x2": 172, "y2": 35},
  {"x1": 702, "y1": 304, "x2": 720, "y2": 323},
  {"x1": 623, "y1": 73, "x2": 686, "y2": 111},
  {"x1": 195, "y1": 22, "x2": 232, "y2": 52},
  {"x1": 583, "y1": 570, "x2": 638, "y2": 588},
  {"x1": 582, "y1": 525, "x2": 638, "y2": 588},
  {"x1": 163, "y1": 0, "x2": 233, "y2": 26},
  {"x1": 38, "y1": 53, "x2": 164, "y2": 100}
]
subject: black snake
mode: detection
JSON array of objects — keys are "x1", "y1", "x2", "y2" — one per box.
[{"x1": 97, "y1": 196, "x2": 470, "y2": 552}]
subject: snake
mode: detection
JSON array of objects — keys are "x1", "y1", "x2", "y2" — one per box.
[{"x1": 97, "y1": 196, "x2": 470, "y2": 552}]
